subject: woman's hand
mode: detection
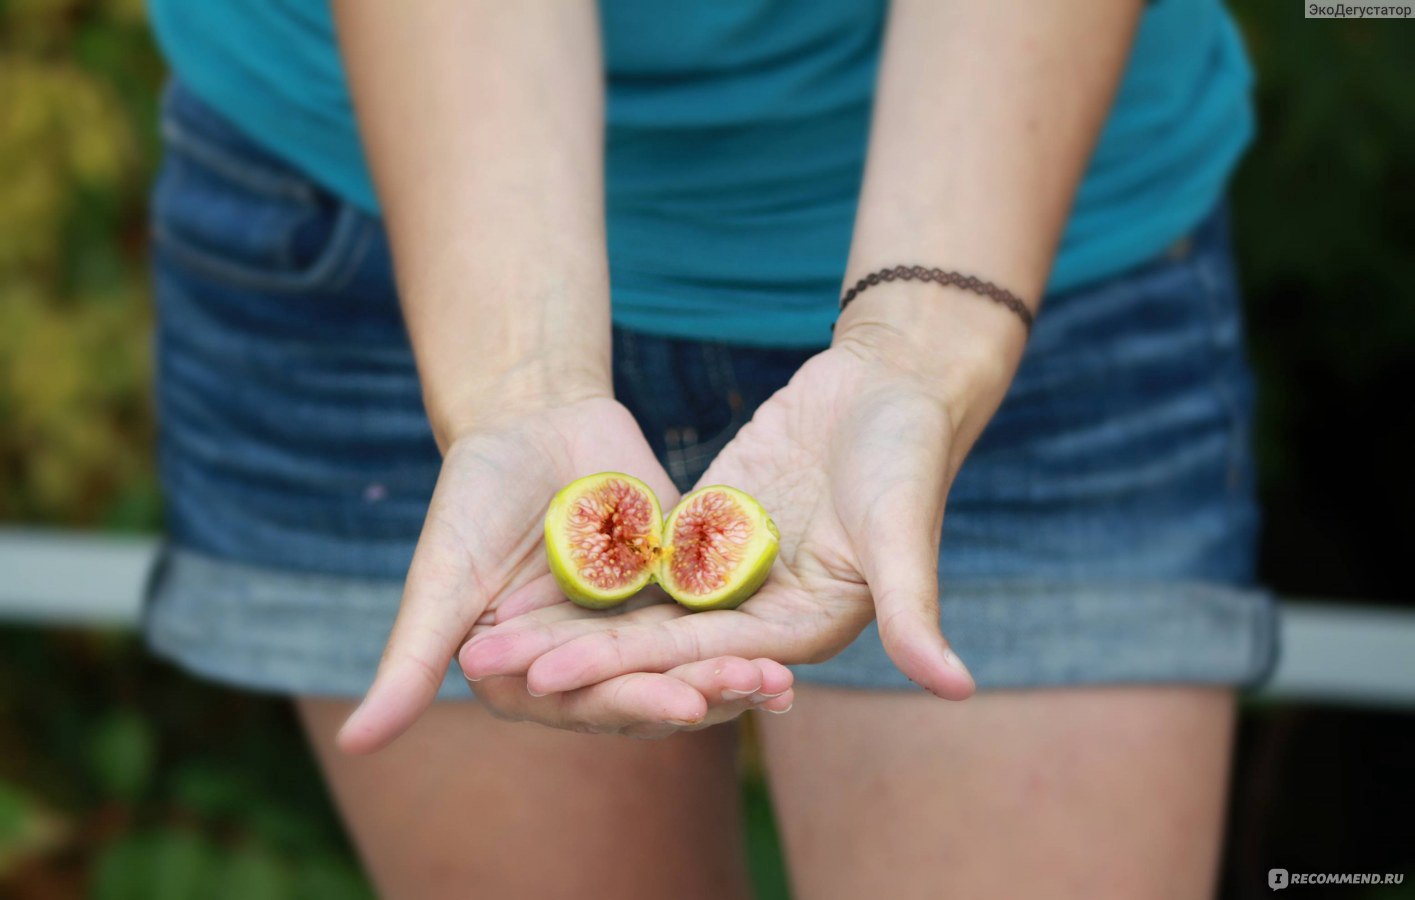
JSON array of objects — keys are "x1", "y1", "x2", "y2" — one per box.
[
  {"x1": 460, "y1": 318, "x2": 1020, "y2": 701},
  {"x1": 336, "y1": 395, "x2": 793, "y2": 753},
  {"x1": 469, "y1": 651, "x2": 795, "y2": 739},
  {"x1": 335, "y1": 1, "x2": 780, "y2": 748}
]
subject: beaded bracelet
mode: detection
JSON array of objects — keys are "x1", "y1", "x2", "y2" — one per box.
[{"x1": 837, "y1": 265, "x2": 1035, "y2": 332}]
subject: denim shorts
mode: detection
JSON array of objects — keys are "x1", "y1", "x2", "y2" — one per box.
[{"x1": 143, "y1": 81, "x2": 1279, "y2": 698}]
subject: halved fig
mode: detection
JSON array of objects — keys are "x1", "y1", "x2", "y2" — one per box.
[
  {"x1": 657, "y1": 485, "x2": 779, "y2": 611},
  {"x1": 544, "y1": 472, "x2": 662, "y2": 609}
]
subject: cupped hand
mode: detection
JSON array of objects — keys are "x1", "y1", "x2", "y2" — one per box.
[
  {"x1": 336, "y1": 396, "x2": 792, "y2": 753},
  {"x1": 461, "y1": 334, "x2": 1010, "y2": 702},
  {"x1": 470, "y1": 650, "x2": 794, "y2": 738}
]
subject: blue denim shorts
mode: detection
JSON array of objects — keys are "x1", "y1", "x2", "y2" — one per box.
[{"x1": 143, "y1": 81, "x2": 1278, "y2": 698}]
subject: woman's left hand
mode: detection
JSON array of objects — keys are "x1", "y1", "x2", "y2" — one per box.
[{"x1": 461, "y1": 323, "x2": 1017, "y2": 701}]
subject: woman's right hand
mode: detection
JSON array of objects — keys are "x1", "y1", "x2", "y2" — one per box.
[
  {"x1": 335, "y1": 395, "x2": 793, "y2": 752},
  {"x1": 337, "y1": 0, "x2": 741, "y2": 747}
]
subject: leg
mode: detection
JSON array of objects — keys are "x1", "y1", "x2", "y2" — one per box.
[
  {"x1": 299, "y1": 699, "x2": 750, "y2": 900},
  {"x1": 759, "y1": 685, "x2": 1235, "y2": 900}
]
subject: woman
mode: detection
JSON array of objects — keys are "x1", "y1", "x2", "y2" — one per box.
[{"x1": 144, "y1": 1, "x2": 1277, "y2": 896}]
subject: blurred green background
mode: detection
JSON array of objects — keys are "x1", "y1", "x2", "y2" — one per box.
[{"x1": 1, "y1": 1, "x2": 1411, "y2": 897}]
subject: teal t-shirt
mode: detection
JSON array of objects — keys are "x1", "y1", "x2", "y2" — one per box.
[{"x1": 149, "y1": 1, "x2": 1254, "y2": 347}]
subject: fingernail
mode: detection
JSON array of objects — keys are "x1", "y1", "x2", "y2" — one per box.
[
  {"x1": 765, "y1": 703, "x2": 792, "y2": 715},
  {"x1": 464, "y1": 673, "x2": 482, "y2": 683},
  {"x1": 721, "y1": 688, "x2": 756, "y2": 702},
  {"x1": 666, "y1": 717, "x2": 702, "y2": 727},
  {"x1": 756, "y1": 690, "x2": 788, "y2": 699},
  {"x1": 527, "y1": 685, "x2": 548, "y2": 698}
]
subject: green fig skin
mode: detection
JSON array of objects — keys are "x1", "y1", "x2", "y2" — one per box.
[
  {"x1": 543, "y1": 472, "x2": 660, "y2": 610},
  {"x1": 543, "y1": 475, "x2": 777, "y2": 612},
  {"x1": 657, "y1": 486, "x2": 779, "y2": 611}
]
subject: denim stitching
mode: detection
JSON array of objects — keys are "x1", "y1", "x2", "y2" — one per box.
[
  {"x1": 156, "y1": 263, "x2": 413, "y2": 368},
  {"x1": 154, "y1": 202, "x2": 365, "y2": 295},
  {"x1": 161, "y1": 150, "x2": 317, "y2": 276},
  {"x1": 153, "y1": 152, "x2": 305, "y2": 277},
  {"x1": 324, "y1": 215, "x2": 376, "y2": 295},
  {"x1": 160, "y1": 118, "x2": 318, "y2": 206},
  {"x1": 1191, "y1": 247, "x2": 1250, "y2": 497}
]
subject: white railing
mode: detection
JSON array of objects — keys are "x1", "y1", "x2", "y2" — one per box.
[{"x1": 2, "y1": 527, "x2": 1413, "y2": 708}]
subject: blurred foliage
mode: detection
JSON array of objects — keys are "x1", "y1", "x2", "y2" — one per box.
[
  {"x1": 0, "y1": 628, "x2": 371, "y2": 898},
  {"x1": 0, "y1": 0, "x2": 1411, "y2": 898},
  {"x1": 1229, "y1": 2, "x2": 1414, "y2": 602},
  {"x1": 0, "y1": 0, "x2": 161, "y2": 530}
]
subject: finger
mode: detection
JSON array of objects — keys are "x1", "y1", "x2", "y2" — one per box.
[
  {"x1": 493, "y1": 580, "x2": 673, "y2": 629},
  {"x1": 337, "y1": 528, "x2": 486, "y2": 754},
  {"x1": 473, "y1": 656, "x2": 790, "y2": 737},
  {"x1": 522, "y1": 607, "x2": 801, "y2": 695},
  {"x1": 491, "y1": 572, "x2": 569, "y2": 623},
  {"x1": 472, "y1": 672, "x2": 709, "y2": 733},
  {"x1": 871, "y1": 564, "x2": 973, "y2": 701},
  {"x1": 338, "y1": 452, "x2": 549, "y2": 754},
  {"x1": 620, "y1": 683, "x2": 796, "y2": 738},
  {"x1": 757, "y1": 691, "x2": 795, "y2": 714},
  {"x1": 669, "y1": 654, "x2": 764, "y2": 705},
  {"x1": 752, "y1": 657, "x2": 795, "y2": 699},
  {"x1": 650, "y1": 655, "x2": 764, "y2": 731},
  {"x1": 472, "y1": 597, "x2": 640, "y2": 640},
  {"x1": 460, "y1": 601, "x2": 686, "y2": 680},
  {"x1": 479, "y1": 656, "x2": 773, "y2": 731},
  {"x1": 677, "y1": 657, "x2": 795, "y2": 729},
  {"x1": 841, "y1": 402, "x2": 974, "y2": 701}
]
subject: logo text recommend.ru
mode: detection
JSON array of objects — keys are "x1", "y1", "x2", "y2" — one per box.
[{"x1": 1270, "y1": 869, "x2": 1406, "y2": 891}]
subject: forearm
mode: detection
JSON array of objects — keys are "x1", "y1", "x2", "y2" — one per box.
[
  {"x1": 836, "y1": 0, "x2": 1142, "y2": 423},
  {"x1": 334, "y1": 1, "x2": 608, "y2": 448}
]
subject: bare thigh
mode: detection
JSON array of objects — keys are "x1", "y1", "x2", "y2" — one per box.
[
  {"x1": 298, "y1": 699, "x2": 749, "y2": 900},
  {"x1": 759, "y1": 685, "x2": 1236, "y2": 900}
]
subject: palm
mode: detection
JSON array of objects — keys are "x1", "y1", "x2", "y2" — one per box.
[
  {"x1": 339, "y1": 397, "x2": 798, "y2": 750},
  {"x1": 685, "y1": 352, "x2": 891, "y2": 651},
  {"x1": 462, "y1": 349, "x2": 976, "y2": 701},
  {"x1": 432, "y1": 398, "x2": 682, "y2": 626}
]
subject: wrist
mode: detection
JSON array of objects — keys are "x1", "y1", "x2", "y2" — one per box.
[
  {"x1": 425, "y1": 352, "x2": 612, "y2": 453},
  {"x1": 831, "y1": 281, "x2": 1029, "y2": 419},
  {"x1": 401, "y1": 270, "x2": 614, "y2": 452}
]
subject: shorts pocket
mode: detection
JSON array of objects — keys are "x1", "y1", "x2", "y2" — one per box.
[{"x1": 151, "y1": 85, "x2": 367, "y2": 295}]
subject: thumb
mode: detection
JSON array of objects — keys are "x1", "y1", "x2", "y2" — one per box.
[
  {"x1": 335, "y1": 526, "x2": 487, "y2": 753},
  {"x1": 865, "y1": 532, "x2": 975, "y2": 701},
  {"x1": 335, "y1": 431, "x2": 562, "y2": 752},
  {"x1": 841, "y1": 406, "x2": 974, "y2": 700}
]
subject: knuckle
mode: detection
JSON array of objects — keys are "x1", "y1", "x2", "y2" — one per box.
[
  {"x1": 399, "y1": 651, "x2": 448, "y2": 693},
  {"x1": 671, "y1": 625, "x2": 704, "y2": 671},
  {"x1": 716, "y1": 656, "x2": 755, "y2": 685},
  {"x1": 602, "y1": 628, "x2": 633, "y2": 671},
  {"x1": 610, "y1": 676, "x2": 639, "y2": 706}
]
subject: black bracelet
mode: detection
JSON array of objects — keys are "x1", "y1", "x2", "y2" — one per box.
[{"x1": 837, "y1": 265, "x2": 1035, "y2": 333}]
